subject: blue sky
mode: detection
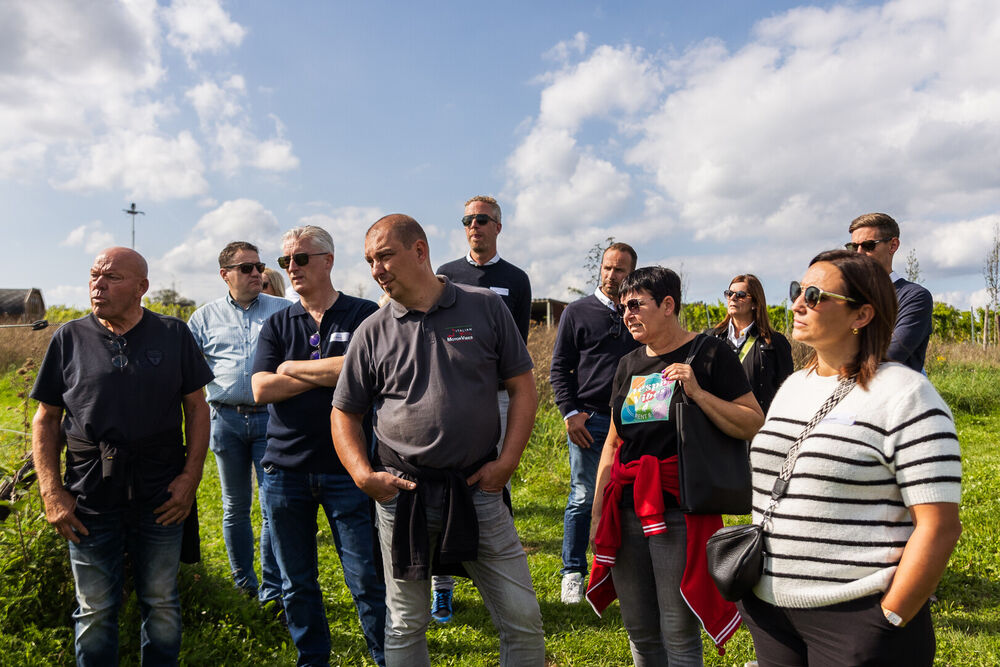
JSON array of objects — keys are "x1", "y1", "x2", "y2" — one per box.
[{"x1": 2, "y1": 0, "x2": 997, "y2": 312}]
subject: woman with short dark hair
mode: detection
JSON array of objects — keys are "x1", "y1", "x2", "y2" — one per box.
[
  {"x1": 738, "y1": 250, "x2": 962, "y2": 665},
  {"x1": 709, "y1": 274, "x2": 793, "y2": 414},
  {"x1": 587, "y1": 266, "x2": 764, "y2": 664}
]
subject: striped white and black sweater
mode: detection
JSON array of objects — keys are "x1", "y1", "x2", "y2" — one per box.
[{"x1": 749, "y1": 363, "x2": 961, "y2": 608}]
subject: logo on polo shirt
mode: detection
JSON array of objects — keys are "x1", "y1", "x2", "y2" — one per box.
[{"x1": 445, "y1": 326, "x2": 474, "y2": 342}]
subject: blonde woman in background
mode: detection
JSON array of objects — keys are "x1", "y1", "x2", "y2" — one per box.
[{"x1": 261, "y1": 267, "x2": 286, "y2": 297}]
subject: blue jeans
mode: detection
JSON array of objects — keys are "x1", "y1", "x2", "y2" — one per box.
[
  {"x1": 210, "y1": 406, "x2": 281, "y2": 602},
  {"x1": 375, "y1": 488, "x2": 545, "y2": 667},
  {"x1": 261, "y1": 466, "x2": 386, "y2": 667},
  {"x1": 561, "y1": 411, "x2": 610, "y2": 576},
  {"x1": 612, "y1": 506, "x2": 702, "y2": 666},
  {"x1": 67, "y1": 508, "x2": 184, "y2": 667}
]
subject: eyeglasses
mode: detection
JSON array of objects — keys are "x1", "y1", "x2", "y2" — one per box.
[
  {"x1": 277, "y1": 252, "x2": 328, "y2": 269},
  {"x1": 106, "y1": 335, "x2": 128, "y2": 371},
  {"x1": 461, "y1": 214, "x2": 497, "y2": 227},
  {"x1": 616, "y1": 298, "x2": 649, "y2": 316},
  {"x1": 309, "y1": 331, "x2": 321, "y2": 360},
  {"x1": 789, "y1": 281, "x2": 858, "y2": 309},
  {"x1": 261, "y1": 282, "x2": 270, "y2": 289},
  {"x1": 224, "y1": 261, "x2": 266, "y2": 274},
  {"x1": 844, "y1": 238, "x2": 893, "y2": 252},
  {"x1": 608, "y1": 311, "x2": 622, "y2": 338},
  {"x1": 723, "y1": 289, "x2": 749, "y2": 301}
]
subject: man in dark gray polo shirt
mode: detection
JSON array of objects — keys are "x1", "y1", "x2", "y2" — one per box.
[{"x1": 331, "y1": 214, "x2": 544, "y2": 667}]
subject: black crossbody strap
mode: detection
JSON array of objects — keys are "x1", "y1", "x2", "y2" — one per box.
[{"x1": 761, "y1": 375, "x2": 856, "y2": 525}]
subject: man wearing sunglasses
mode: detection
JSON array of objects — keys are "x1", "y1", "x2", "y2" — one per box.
[
  {"x1": 251, "y1": 226, "x2": 386, "y2": 666},
  {"x1": 847, "y1": 213, "x2": 932, "y2": 372},
  {"x1": 187, "y1": 241, "x2": 290, "y2": 610},
  {"x1": 31, "y1": 247, "x2": 213, "y2": 665},
  {"x1": 333, "y1": 214, "x2": 545, "y2": 666},
  {"x1": 549, "y1": 242, "x2": 641, "y2": 604},
  {"x1": 432, "y1": 195, "x2": 531, "y2": 621}
]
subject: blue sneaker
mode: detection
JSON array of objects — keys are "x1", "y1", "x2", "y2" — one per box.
[{"x1": 431, "y1": 588, "x2": 453, "y2": 623}]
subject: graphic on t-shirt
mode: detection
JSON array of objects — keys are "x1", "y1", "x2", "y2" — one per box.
[
  {"x1": 445, "y1": 326, "x2": 474, "y2": 342},
  {"x1": 621, "y1": 373, "x2": 676, "y2": 424}
]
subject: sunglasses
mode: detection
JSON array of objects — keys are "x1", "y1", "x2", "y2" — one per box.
[
  {"x1": 309, "y1": 331, "x2": 321, "y2": 360},
  {"x1": 608, "y1": 311, "x2": 622, "y2": 338},
  {"x1": 616, "y1": 298, "x2": 649, "y2": 316},
  {"x1": 224, "y1": 261, "x2": 266, "y2": 274},
  {"x1": 844, "y1": 238, "x2": 893, "y2": 252},
  {"x1": 789, "y1": 281, "x2": 859, "y2": 309},
  {"x1": 723, "y1": 289, "x2": 749, "y2": 301},
  {"x1": 277, "y1": 252, "x2": 327, "y2": 269},
  {"x1": 461, "y1": 214, "x2": 497, "y2": 227},
  {"x1": 106, "y1": 335, "x2": 128, "y2": 371},
  {"x1": 261, "y1": 282, "x2": 270, "y2": 289}
]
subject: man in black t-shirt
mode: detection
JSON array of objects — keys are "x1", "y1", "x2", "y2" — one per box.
[
  {"x1": 433, "y1": 195, "x2": 531, "y2": 621},
  {"x1": 31, "y1": 247, "x2": 212, "y2": 665}
]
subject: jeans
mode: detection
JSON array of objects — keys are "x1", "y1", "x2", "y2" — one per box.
[
  {"x1": 67, "y1": 508, "x2": 184, "y2": 667},
  {"x1": 612, "y1": 506, "x2": 702, "y2": 666},
  {"x1": 433, "y1": 389, "x2": 510, "y2": 595},
  {"x1": 561, "y1": 411, "x2": 610, "y2": 576},
  {"x1": 375, "y1": 488, "x2": 545, "y2": 667},
  {"x1": 261, "y1": 465, "x2": 386, "y2": 667},
  {"x1": 210, "y1": 406, "x2": 281, "y2": 602}
]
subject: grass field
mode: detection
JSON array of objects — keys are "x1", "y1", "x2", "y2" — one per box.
[{"x1": 1, "y1": 334, "x2": 999, "y2": 665}]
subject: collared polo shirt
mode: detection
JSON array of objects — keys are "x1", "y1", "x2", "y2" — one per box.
[
  {"x1": 253, "y1": 293, "x2": 378, "y2": 472},
  {"x1": 188, "y1": 292, "x2": 291, "y2": 405},
  {"x1": 435, "y1": 254, "x2": 532, "y2": 343},
  {"x1": 333, "y1": 278, "x2": 534, "y2": 469}
]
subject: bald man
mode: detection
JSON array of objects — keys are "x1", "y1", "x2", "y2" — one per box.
[{"x1": 32, "y1": 247, "x2": 213, "y2": 665}]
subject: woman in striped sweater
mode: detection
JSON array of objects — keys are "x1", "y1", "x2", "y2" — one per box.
[{"x1": 738, "y1": 250, "x2": 962, "y2": 666}]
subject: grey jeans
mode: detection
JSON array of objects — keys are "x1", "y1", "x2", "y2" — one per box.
[
  {"x1": 612, "y1": 505, "x2": 703, "y2": 666},
  {"x1": 375, "y1": 485, "x2": 545, "y2": 667}
]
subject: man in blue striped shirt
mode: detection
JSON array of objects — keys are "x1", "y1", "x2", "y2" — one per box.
[{"x1": 187, "y1": 241, "x2": 290, "y2": 607}]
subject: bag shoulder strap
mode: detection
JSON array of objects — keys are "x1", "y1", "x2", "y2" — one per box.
[{"x1": 761, "y1": 376, "x2": 856, "y2": 523}]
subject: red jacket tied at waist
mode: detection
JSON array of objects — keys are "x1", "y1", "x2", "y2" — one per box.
[{"x1": 585, "y1": 452, "x2": 741, "y2": 654}]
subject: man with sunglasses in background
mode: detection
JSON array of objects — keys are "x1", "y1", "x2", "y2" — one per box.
[
  {"x1": 847, "y1": 212, "x2": 933, "y2": 372},
  {"x1": 187, "y1": 241, "x2": 289, "y2": 612},
  {"x1": 251, "y1": 226, "x2": 386, "y2": 666},
  {"x1": 431, "y1": 195, "x2": 531, "y2": 622},
  {"x1": 549, "y1": 242, "x2": 640, "y2": 604},
  {"x1": 31, "y1": 247, "x2": 213, "y2": 665}
]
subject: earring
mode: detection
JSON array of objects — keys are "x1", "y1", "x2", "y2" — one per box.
[{"x1": 852, "y1": 328, "x2": 859, "y2": 335}]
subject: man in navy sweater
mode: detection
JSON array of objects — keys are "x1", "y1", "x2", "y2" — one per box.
[
  {"x1": 433, "y1": 195, "x2": 531, "y2": 622},
  {"x1": 847, "y1": 213, "x2": 933, "y2": 372},
  {"x1": 549, "y1": 242, "x2": 640, "y2": 603}
]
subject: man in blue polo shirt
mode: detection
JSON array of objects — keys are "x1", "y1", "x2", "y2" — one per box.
[
  {"x1": 251, "y1": 225, "x2": 385, "y2": 667},
  {"x1": 188, "y1": 241, "x2": 289, "y2": 607}
]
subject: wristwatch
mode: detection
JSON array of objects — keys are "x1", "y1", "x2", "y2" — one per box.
[{"x1": 882, "y1": 606, "x2": 906, "y2": 627}]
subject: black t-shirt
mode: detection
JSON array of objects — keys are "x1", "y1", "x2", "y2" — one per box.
[
  {"x1": 253, "y1": 294, "x2": 378, "y2": 472},
  {"x1": 610, "y1": 334, "x2": 751, "y2": 466},
  {"x1": 30, "y1": 310, "x2": 213, "y2": 513}
]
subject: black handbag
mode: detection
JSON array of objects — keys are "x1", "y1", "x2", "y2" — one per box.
[
  {"x1": 706, "y1": 376, "x2": 857, "y2": 601},
  {"x1": 675, "y1": 334, "x2": 752, "y2": 515}
]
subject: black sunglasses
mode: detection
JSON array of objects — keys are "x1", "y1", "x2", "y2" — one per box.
[
  {"x1": 608, "y1": 310, "x2": 622, "y2": 338},
  {"x1": 461, "y1": 214, "x2": 497, "y2": 227},
  {"x1": 616, "y1": 298, "x2": 649, "y2": 316},
  {"x1": 844, "y1": 238, "x2": 893, "y2": 252},
  {"x1": 723, "y1": 289, "x2": 749, "y2": 300},
  {"x1": 789, "y1": 281, "x2": 858, "y2": 309},
  {"x1": 224, "y1": 261, "x2": 265, "y2": 274},
  {"x1": 277, "y1": 252, "x2": 327, "y2": 269},
  {"x1": 106, "y1": 335, "x2": 128, "y2": 371}
]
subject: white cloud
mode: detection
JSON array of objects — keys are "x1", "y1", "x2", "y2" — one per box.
[
  {"x1": 153, "y1": 199, "x2": 282, "y2": 302},
  {"x1": 162, "y1": 0, "x2": 246, "y2": 66},
  {"x1": 61, "y1": 221, "x2": 115, "y2": 254},
  {"x1": 45, "y1": 284, "x2": 90, "y2": 309}
]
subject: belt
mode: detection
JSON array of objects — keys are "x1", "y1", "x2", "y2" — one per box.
[{"x1": 211, "y1": 402, "x2": 268, "y2": 414}]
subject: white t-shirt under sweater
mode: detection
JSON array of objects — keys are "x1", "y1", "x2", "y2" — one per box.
[{"x1": 749, "y1": 362, "x2": 961, "y2": 608}]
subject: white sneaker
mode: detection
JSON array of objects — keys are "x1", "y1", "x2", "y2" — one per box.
[{"x1": 561, "y1": 572, "x2": 584, "y2": 604}]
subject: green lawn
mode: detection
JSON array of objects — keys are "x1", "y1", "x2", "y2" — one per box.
[{"x1": 1, "y1": 364, "x2": 998, "y2": 665}]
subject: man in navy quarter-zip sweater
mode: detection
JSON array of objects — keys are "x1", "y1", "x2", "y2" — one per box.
[{"x1": 549, "y1": 242, "x2": 641, "y2": 604}]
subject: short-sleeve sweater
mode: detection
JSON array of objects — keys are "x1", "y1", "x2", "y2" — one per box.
[{"x1": 749, "y1": 363, "x2": 961, "y2": 608}]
